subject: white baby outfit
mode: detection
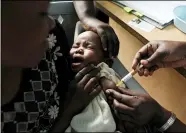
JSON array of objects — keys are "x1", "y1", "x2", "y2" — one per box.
[{"x1": 65, "y1": 62, "x2": 125, "y2": 132}]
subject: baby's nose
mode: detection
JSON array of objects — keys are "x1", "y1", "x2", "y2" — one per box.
[{"x1": 75, "y1": 48, "x2": 84, "y2": 54}]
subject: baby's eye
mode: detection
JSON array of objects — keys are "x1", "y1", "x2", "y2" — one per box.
[
  {"x1": 72, "y1": 45, "x2": 78, "y2": 48},
  {"x1": 86, "y1": 44, "x2": 94, "y2": 49},
  {"x1": 72, "y1": 43, "x2": 80, "y2": 48}
]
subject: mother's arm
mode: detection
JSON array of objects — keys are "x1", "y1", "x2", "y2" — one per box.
[
  {"x1": 52, "y1": 103, "x2": 77, "y2": 132},
  {"x1": 52, "y1": 65, "x2": 101, "y2": 132}
]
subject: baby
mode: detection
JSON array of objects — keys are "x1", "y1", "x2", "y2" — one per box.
[
  {"x1": 70, "y1": 31, "x2": 112, "y2": 72},
  {"x1": 66, "y1": 22, "x2": 151, "y2": 132}
]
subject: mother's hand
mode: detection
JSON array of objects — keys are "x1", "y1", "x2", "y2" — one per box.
[
  {"x1": 106, "y1": 87, "x2": 170, "y2": 126},
  {"x1": 53, "y1": 65, "x2": 102, "y2": 132},
  {"x1": 67, "y1": 64, "x2": 102, "y2": 114}
]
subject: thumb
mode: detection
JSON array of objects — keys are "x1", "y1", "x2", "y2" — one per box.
[
  {"x1": 99, "y1": 31, "x2": 108, "y2": 51},
  {"x1": 141, "y1": 51, "x2": 166, "y2": 67}
]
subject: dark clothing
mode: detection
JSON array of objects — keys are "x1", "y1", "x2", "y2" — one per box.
[{"x1": 1, "y1": 21, "x2": 73, "y2": 133}]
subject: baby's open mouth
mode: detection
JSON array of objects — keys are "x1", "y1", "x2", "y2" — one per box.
[
  {"x1": 71, "y1": 56, "x2": 84, "y2": 69},
  {"x1": 72, "y1": 56, "x2": 84, "y2": 63}
]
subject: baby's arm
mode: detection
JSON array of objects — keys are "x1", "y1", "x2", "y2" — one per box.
[
  {"x1": 100, "y1": 77, "x2": 117, "y2": 92},
  {"x1": 97, "y1": 63, "x2": 126, "y2": 92},
  {"x1": 74, "y1": 21, "x2": 85, "y2": 42}
]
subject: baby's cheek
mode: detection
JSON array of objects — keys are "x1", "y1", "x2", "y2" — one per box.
[
  {"x1": 69, "y1": 49, "x2": 75, "y2": 56},
  {"x1": 85, "y1": 51, "x2": 99, "y2": 61}
]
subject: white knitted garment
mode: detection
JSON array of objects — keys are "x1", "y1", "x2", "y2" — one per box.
[{"x1": 65, "y1": 62, "x2": 125, "y2": 132}]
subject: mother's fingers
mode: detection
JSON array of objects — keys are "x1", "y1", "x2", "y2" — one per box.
[
  {"x1": 75, "y1": 64, "x2": 96, "y2": 82},
  {"x1": 89, "y1": 84, "x2": 102, "y2": 99},
  {"x1": 84, "y1": 77, "x2": 98, "y2": 93},
  {"x1": 77, "y1": 69, "x2": 99, "y2": 90}
]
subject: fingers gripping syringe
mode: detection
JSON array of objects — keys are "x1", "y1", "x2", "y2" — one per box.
[{"x1": 116, "y1": 65, "x2": 143, "y2": 86}]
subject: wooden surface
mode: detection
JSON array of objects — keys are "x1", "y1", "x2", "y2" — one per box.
[
  {"x1": 96, "y1": 1, "x2": 186, "y2": 77},
  {"x1": 96, "y1": 1, "x2": 186, "y2": 42},
  {"x1": 96, "y1": 1, "x2": 186, "y2": 124}
]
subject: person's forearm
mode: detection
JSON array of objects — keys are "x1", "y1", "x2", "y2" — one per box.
[
  {"x1": 73, "y1": 1, "x2": 96, "y2": 23},
  {"x1": 153, "y1": 107, "x2": 186, "y2": 132},
  {"x1": 74, "y1": 21, "x2": 85, "y2": 42},
  {"x1": 165, "y1": 119, "x2": 186, "y2": 132},
  {"x1": 173, "y1": 41, "x2": 186, "y2": 68},
  {"x1": 175, "y1": 41, "x2": 186, "y2": 56},
  {"x1": 52, "y1": 106, "x2": 75, "y2": 132}
]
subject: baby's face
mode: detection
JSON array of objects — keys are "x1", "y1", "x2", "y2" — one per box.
[{"x1": 70, "y1": 31, "x2": 104, "y2": 72}]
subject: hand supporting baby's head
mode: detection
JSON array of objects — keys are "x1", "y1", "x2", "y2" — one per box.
[{"x1": 70, "y1": 31, "x2": 112, "y2": 72}]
